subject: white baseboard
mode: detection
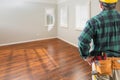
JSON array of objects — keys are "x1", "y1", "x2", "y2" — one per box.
[
  {"x1": 0, "y1": 37, "x2": 57, "y2": 47},
  {"x1": 57, "y1": 37, "x2": 78, "y2": 47},
  {"x1": 0, "y1": 37, "x2": 78, "y2": 47}
]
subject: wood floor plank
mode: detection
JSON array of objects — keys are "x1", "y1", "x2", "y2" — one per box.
[{"x1": 0, "y1": 38, "x2": 91, "y2": 80}]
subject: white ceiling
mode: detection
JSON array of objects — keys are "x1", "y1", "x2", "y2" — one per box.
[
  {"x1": 57, "y1": 0, "x2": 66, "y2": 3},
  {"x1": 0, "y1": 0, "x2": 58, "y2": 4}
]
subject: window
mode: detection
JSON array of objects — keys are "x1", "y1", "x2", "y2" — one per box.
[
  {"x1": 45, "y1": 8, "x2": 55, "y2": 27},
  {"x1": 60, "y1": 6, "x2": 68, "y2": 28},
  {"x1": 75, "y1": 3, "x2": 90, "y2": 30}
]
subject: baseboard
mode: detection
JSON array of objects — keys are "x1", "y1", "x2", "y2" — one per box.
[
  {"x1": 0, "y1": 37, "x2": 78, "y2": 47},
  {"x1": 57, "y1": 37, "x2": 78, "y2": 47},
  {"x1": 0, "y1": 37, "x2": 57, "y2": 47}
]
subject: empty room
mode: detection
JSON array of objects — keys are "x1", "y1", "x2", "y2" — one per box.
[{"x1": 0, "y1": 0, "x2": 120, "y2": 80}]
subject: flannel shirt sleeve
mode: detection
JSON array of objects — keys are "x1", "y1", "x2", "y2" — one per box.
[{"x1": 78, "y1": 20, "x2": 95, "y2": 59}]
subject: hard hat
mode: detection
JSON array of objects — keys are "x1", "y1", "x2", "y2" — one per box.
[{"x1": 100, "y1": 0, "x2": 118, "y2": 3}]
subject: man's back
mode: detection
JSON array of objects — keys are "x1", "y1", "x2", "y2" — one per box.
[
  {"x1": 91, "y1": 9, "x2": 120, "y2": 56},
  {"x1": 78, "y1": 0, "x2": 120, "y2": 79}
]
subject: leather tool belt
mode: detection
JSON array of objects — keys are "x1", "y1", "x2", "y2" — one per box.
[{"x1": 92, "y1": 53, "x2": 120, "y2": 76}]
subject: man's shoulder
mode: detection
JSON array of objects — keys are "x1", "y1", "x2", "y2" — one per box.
[
  {"x1": 87, "y1": 16, "x2": 98, "y2": 25},
  {"x1": 91, "y1": 13, "x2": 102, "y2": 20},
  {"x1": 88, "y1": 12, "x2": 103, "y2": 25}
]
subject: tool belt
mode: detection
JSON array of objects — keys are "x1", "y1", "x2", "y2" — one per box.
[
  {"x1": 95, "y1": 59, "x2": 112, "y2": 75},
  {"x1": 92, "y1": 53, "x2": 120, "y2": 76}
]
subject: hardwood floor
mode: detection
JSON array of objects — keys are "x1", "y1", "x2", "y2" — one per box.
[{"x1": 0, "y1": 38, "x2": 92, "y2": 80}]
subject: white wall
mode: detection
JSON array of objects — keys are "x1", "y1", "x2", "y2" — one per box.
[
  {"x1": 0, "y1": 1, "x2": 57, "y2": 45},
  {"x1": 0, "y1": 0, "x2": 104, "y2": 46},
  {"x1": 57, "y1": 0, "x2": 101, "y2": 46},
  {"x1": 91, "y1": 0, "x2": 101, "y2": 17},
  {"x1": 116, "y1": 0, "x2": 120, "y2": 12}
]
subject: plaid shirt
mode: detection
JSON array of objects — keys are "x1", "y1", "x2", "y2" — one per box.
[{"x1": 78, "y1": 9, "x2": 120, "y2": 59}]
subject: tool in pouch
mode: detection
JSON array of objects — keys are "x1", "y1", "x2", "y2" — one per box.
[{"x1": 92, "y1": 52, "x2": 112, "y2": 76}]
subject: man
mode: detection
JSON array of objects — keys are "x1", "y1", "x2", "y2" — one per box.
[{"x1": 78, "y1": 0, "x2": 120, "y2": 80}]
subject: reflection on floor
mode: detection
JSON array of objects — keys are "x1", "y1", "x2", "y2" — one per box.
[{"x1": 0, "y1": 38, "x2": 91, "y2": 80}]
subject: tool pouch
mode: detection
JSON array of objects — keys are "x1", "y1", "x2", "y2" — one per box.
[
  {"x1": 95, "y1": 59, "x2": 112, "y2": 75},
  {"x1": 113, "y1": 57, "x2": 120, "y2": 70}
]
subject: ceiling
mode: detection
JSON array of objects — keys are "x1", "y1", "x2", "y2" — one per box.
[{"x1": 0, "y1": 0, "x2": 58, "y2": 4}]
